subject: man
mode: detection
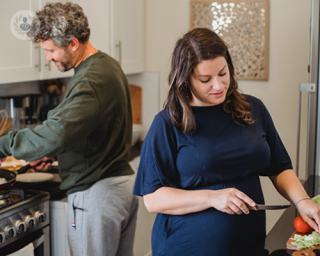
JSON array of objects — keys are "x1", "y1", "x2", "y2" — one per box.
[{"x1": 0, "y1": 3, "x2": 138, "y2": 256}]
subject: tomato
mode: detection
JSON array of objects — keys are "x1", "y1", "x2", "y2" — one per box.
[{"x1": 294, "y1": 216, "x2": 312, "y2": 233}]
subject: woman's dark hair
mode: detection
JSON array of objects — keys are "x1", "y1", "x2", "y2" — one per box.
[{"x1": 164, "y1": 28, "x2": 254, "y2": 133}]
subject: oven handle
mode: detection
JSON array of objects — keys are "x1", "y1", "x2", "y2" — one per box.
[{"x1": 33, "y1": 234, "x2": 45, "y2": 249}]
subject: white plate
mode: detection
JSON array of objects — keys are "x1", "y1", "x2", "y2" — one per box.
[{"x1": 16, "y1": 173, "x2": 54, "y2": 183}]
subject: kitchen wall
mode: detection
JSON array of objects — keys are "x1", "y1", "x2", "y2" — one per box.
[{"x1": 144, "y1": 0, "x2": 312, "y2": 233}]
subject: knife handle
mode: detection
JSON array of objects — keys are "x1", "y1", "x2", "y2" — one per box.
[{"x1": 246, "y1": 204, "x2": 258, "y2": 211}]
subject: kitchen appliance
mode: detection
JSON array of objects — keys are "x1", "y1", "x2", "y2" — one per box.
[
  {"x1": 24, "y1": 94, "x2": 40, "y2": 129},
  {"x1": 0, "y1": 162, "x2": 51, "y2": 255},
  {"x1": 0, "y1": 188, "x2": 50, "y2": 256},
  {"x1": 298, "y1": 0, "x2": 320, "y2": 191},
  {"x1": 9, "y1": 96, "x2": 25, "y2": 131}
]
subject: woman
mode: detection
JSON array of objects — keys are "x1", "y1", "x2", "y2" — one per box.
[{"x1": 133, "y1": 28, "x2": 320, "y2": 256}]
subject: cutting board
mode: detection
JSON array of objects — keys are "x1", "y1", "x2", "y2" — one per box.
[
  {"x1": 129, "y1": 84, "x2": 142, "y2": 124},
  {"x1": 286, "y1": 231, "x2": 320, "y2": 255}
]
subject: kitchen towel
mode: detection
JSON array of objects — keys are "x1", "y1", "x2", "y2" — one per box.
[{"x1": 7, "y1": 242, "x2": 34, "y2": 256}]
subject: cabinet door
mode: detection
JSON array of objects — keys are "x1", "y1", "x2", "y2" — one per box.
[
  {"x1": 0, "y1": 0, "x2": 40, "y2": 84},
  {"x1": 77, "y1": 0, "x2": 110, "y2": 55},
  {"x1": 37, "y1": 0, "x2": 74, "y2": 80},
  {"x1": 111, "y1": 0, "x2": 144, "y2": 74}
]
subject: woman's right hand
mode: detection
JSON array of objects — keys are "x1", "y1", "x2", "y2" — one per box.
[{"x1": 209, "y1": 188, "x2": 256, "y2": 215}]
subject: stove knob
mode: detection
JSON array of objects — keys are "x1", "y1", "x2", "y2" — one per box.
[
  {"x1": 25, "y1": 215, "x2": 37, "y2": 228},
  {"x1": 34, "y1": 211, "x2": 46, "y2": 223},
  {"x1": 15, "y1": 220, "x2": 27, "y2": 233},
  {"x1": 0, "y1": 232, "x2": 5, "y2": 243},
  {"x1": 4, "y1": 225, "x2": 16, "y2": 238}
]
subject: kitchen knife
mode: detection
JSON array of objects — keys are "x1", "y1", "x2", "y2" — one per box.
[{"x1": 248, "y1": 204, "x2": 292, "y2": 211}]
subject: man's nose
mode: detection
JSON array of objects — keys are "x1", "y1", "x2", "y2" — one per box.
[{"x1": 45, "y1": 51, "x2": 52, "y2": 62}]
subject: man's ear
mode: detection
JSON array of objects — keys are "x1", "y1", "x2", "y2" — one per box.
[{"x1": 69, "y1": 38, "x2": 80, "y2": 52}]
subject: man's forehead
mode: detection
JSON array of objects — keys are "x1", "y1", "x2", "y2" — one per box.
[{"x1": 39, "y1": 39, "x2": 59, "y2": 50}]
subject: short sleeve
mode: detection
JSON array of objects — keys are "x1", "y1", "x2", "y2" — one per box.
[
  {"x1": 133, "y1": 112, "x2": 179, "y2": 196},
  {"x1": 258, "y1": 100, "x2": 293, "y2": 176}
]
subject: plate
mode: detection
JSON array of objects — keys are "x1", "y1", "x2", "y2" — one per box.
[{"x1": 16, "y1": 173, "x2": 54, "y2": 183}]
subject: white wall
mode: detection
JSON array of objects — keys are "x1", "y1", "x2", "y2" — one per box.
[{"x1": 145, "y1": 0, "x2": 312, "y2": 233}]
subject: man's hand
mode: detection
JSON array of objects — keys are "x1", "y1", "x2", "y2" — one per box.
[
  {"x1": 30, "y1": 157, "x2": 56, "y2": 172},
  {"x1": 0, "y1": 157, "x2": 7, "y2": 166}
]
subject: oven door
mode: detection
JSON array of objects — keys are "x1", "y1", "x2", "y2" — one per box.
[{"x1": 2, "y1": 226, "x2": 50, "y2": 256}]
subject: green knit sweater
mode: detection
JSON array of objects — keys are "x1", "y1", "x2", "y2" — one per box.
[{"x1": 0, "y1": 51, "x2": 134, "y2": 195}]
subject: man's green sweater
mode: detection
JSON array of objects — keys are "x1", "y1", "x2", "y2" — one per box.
[{"x1": 0, "y1": 51, "x2": 134, "y2": 195}]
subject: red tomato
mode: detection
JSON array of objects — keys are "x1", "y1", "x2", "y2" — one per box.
[{"x1": 294, "y1": 216, "x2": 312, "y2": 233}]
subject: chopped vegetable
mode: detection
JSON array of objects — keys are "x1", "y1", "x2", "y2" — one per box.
[
  {"x1": 0, "y1": 178, "x2": 7, "y2": 185},
  {"x1": 292, "y1": 231, "x2": 320, "y2": 249},
  {"x1": 312, "y1": 195, "x2": 320, "y2": 205}
]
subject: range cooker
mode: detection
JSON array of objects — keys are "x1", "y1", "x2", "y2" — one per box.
[{"x1": 0, "y1": 188, "x2": 50, "y2": 256}]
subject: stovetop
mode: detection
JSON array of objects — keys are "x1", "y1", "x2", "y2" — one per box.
[
  {"x1": 0, "y1": 188, "x2": 40, "y2": 211},
  {"x1": 0, "y1": 187, "x2": 50, "y2": 249}
]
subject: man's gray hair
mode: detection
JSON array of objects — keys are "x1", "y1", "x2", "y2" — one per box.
[{"x1": 28, "y1": 2, "x2": 90, "y2": 46}]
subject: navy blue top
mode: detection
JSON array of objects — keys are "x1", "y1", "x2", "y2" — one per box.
[{"x1": 133, "y1": 95, "x2": 292, "y2": 256}]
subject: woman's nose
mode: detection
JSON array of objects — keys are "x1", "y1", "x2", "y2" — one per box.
[{"x1": 212, "y1": 78, "x2": 224, "y2": 90}]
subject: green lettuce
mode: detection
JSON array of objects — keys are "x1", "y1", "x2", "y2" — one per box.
[
  {"x1": 292, "y1": 231, "x2": 320, "y2": 249},
  {"x1": 312, "y1": 195, "x2": 320, "y2": 205}
]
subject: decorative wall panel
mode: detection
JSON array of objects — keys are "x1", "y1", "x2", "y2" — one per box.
[{"x1": 191, "y1": 0, "x2": 269, "y2": 80}]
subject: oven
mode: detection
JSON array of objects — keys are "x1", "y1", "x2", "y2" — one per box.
[{"x1": 0, "y1": 189, "x2": 50, "y2": 256}]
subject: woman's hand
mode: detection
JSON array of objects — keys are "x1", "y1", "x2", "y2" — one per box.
[
  {"x1": 29, "y1": 157, "x2": 55, "y2": 172},
  {"x1": 297, "y1": 199, "x2": 320, "y2": 233},
  {"x1": 0, "y1": 157, "x2": 6, "y2": 166},
  {"x1": 209, "y1": 188, "x2": 256, "y2": 215}
]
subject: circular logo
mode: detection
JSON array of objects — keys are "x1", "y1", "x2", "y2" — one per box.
[{"x1": 10, "y1": 10, "x2": 39, "y2": 41}]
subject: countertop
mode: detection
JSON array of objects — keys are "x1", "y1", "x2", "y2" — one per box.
[{"x1": 263, "y1": 175, "x2": 319, "y2": 255}]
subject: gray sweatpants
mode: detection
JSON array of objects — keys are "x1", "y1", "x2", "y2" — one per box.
[{"x1": 67, "y1": 175, "x2": 139, "y2": 256}]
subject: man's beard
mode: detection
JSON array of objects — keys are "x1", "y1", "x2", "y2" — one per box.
[{"x1": 53, "y1": 48, "x2": 73, "y2": 72}]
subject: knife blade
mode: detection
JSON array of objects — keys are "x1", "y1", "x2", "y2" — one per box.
[{"x1": 249, "y1": 204, "x2": 292, "y2": 211}]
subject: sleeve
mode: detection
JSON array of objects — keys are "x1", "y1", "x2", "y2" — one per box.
[
  {"x1": 133, "y1": 113, "x2": 179, "y2": 196},
  {"x1": 258, "y1": 100, "x2": 293, "y2": 176},
  {"x1": 0, "y1": 81, "x2": 99, "y2": 161}
]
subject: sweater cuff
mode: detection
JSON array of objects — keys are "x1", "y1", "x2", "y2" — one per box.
[{"x1": 0, "y1": 135, "x2": 11, "y2": 158}]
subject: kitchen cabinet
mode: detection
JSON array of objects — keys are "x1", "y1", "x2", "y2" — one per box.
[
  {"x1": 37, "y1": 0, "x2": 74, "y2": 80},
  {"x1": 0, "y1": 0, "x2": 74, "y2": 85},
  {"x1": 79, "y1": 0, "x2": 145, "y2": 74}
]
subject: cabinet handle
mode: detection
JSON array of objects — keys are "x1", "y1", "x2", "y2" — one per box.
[
  {"x1": 35, "y1": 45, "x2": 41, "y2": 72},
  {"x1": 116, "y1": 40, "x2": 122, "y2": 66},
  {"x1": 45, "y1": 62, "x2": 51, "y2": 71}
]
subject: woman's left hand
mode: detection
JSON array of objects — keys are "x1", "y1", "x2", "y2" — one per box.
[{"x1": 297, "y1": 199, "x2": 320, "y2": 233}]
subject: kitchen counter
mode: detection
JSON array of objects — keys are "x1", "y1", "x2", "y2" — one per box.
[{"x1": 264, "y1": 175, "x2": 319, "y2": 255}]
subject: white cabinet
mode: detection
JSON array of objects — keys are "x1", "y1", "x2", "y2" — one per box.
[
  {"x1": 0, "y1": 0, "x2": 74, "y2": 85},
  {"x1": 79, "y1": 0, "x2": 144, "y2": 74},
  {"x1": 50, "y1": 198, "x2": 71, "y2": 256},
  {"x1": 110, "y1": 0, "x2": 144, "y2": 74},
  {"x1": 37, "y1": 0, "x2": 74, "y2": 80},
  {"x1": 0, "y1": 0, "x2": 40, "y2": 84}
]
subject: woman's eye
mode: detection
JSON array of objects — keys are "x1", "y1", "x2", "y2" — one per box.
[
  {"x1": 200, "y1": 79, "x2": 210, "y2": 83},
  {"x1": 219, "y1": 73, "x2": 227, "y2": 77}
]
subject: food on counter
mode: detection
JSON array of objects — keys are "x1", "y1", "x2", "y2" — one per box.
[
  {"x1": 312, "y1": 194, "x2": 320, "y2": 205},
  {"x1": 0, "y1": 178, "x2": 7, "y2": 184},
  {"x1": 291, "y1": 231, "x2": 320, "y2": 249},
  {"x1": 294, "y1": 216, "x2": 313, "y2": 233}
]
